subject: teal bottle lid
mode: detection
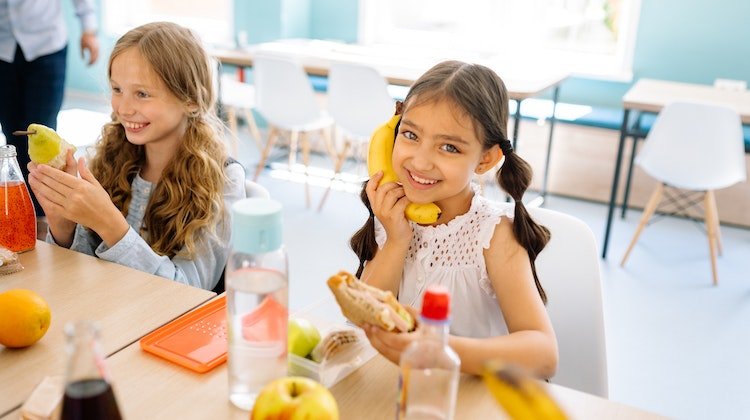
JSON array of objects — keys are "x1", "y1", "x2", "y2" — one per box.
[{"x1": 231, "y1": 198, "x2": 283, "y2": 254}]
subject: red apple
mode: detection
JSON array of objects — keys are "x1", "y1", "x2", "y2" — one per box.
[{"x1": 251, "y1": 376, "x2": 339, "y2": 420}]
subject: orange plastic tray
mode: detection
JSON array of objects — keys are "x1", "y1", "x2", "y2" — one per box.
[{"x1": 140, "y1": 296, "x2": 228, "y2": 373}]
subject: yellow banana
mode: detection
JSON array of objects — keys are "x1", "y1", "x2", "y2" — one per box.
[
  {"x1": 367, "y1": 114, "x2": 441, "y2": 224},
  {"x1": 482, "y1": 362, "x2": 568, "y2": 420}
]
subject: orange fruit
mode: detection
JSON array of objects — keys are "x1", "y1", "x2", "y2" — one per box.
[{"x1": 0, "y1": 289, "x2": 52, "y2": 348}]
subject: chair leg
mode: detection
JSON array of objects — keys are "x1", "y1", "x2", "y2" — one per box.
[
  {"x1": 225, "y1": 107, "x2": 239, "y2": 158},
  {"x1": 300, "y1": 131, "x2": 312, "y2": 208},
  {"x1": 706, "y1": 190, "x2": 723, "y2": 256},
  {"x1": 621, "y1": 183, "x2": 664, "y2": 266},
  {"x1": 253, "y1": 126, "x2": 279, "y2": 181},
  {"x1": 288, "y1": 130, "x2": 300, "y2": 168},
  {"x1": 704, "y1": 190, "x2": 719, "y2": 285},
  {"x1": 318, "y1": 139, "x2": 351, "y2": 212},
  {"x1": 242, "y1": 108, "x2": 263, "y2": 152},
  {"x1": 321, "y1": 126, "x2": 337, "y2": 163}
]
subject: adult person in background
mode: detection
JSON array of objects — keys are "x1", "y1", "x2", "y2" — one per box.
[{"x1": 0, "y1": 0, "x2": 100, "y2": 223}]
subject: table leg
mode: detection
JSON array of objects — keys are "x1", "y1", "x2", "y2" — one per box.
[
  {"x1": 512, "y1": 99, "x2": 522, "y2": 150},
  {"x1": 540, "y1": 86, "x2": 560, "y2": 200},
  {"x1": 602, "y1": 109, "x2": 631, "y2": 259},
  {"x1": 620, "y1": 135, "x2": 641, "y2": 218}
]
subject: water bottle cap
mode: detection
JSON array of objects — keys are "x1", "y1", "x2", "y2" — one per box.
[
  {"x1": 231, "y1": 198, "x2": 283, "y2": 254},
  {"x1": 421, "y1": 285, "x2": 450, "y2": 321}
]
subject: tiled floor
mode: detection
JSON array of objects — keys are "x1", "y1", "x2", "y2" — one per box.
[{"x1": 61, "y1": 96, "x2": 750, "y2": 420}]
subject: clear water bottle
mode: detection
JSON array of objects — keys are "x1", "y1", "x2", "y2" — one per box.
[
  {"x1": 0, "y1": 144, "x2": 36, "y2": 252},
  {"x1": 226, "y1": 198, "x2": 289, "y2": 411},
  {"x1": 397, "y1": 285, "x2": 460, "y2": 420},
  {"x1": 61, "y1": 321, "x2": 122, "y2": 420}
]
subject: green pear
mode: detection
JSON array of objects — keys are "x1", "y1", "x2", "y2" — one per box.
[{"x1": 26, "y1": 123, "x2": 75, "y2": 169}]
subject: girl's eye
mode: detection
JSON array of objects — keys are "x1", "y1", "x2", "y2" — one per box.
[
  {"x1": 111, "y1": 86, "x2": 121, "y2": 94},
  {"x1": 137, "y1": 91, "x2": 150, "y2": 98},
  {"x1": 441, "y1": 144, "x2": 460, "y2": 153},
  {"x1": 401, "y1": 130, "x2": 417, "y2": 140}
]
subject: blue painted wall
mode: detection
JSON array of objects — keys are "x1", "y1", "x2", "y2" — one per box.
[{"x1": 63, "y1": 0, "x2": 750, "y2": 109}]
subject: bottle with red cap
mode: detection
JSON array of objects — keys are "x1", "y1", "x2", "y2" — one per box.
[{"x1": 397, "y1": 285, "x2": 460, "y2": 419}]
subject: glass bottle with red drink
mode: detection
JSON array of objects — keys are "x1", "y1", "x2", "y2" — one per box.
[
  {"x1": 0, "y1": 144, "x2": 36, "y2": 252},
  {"x1": 61, "y1": 321, "x2": 123, "y2": 420}
]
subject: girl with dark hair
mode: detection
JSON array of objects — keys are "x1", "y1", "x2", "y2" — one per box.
[{"x1": 350, "y1": 60, "x2": 557, "y2": 377}]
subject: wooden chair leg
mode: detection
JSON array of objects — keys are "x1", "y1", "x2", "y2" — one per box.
[
  {"x1": 225, "y1": 107, "x2": 239, "y2": 158},
  {"x1": 621, "y1": 183, "x2": 664, "y2": 266},
  {"x1": 318, "y1": 140, "x2": 351, "y2": 212},
  {"x1": 300, "y1": 132, "x2": 312, "y2": 208},
  {"x1": 242, "y1": 108, "x2": 263, "y2": 152},
  {"x1": 704, "y1": 190, "x2": 719, "y2": 285},
  {"x1": 253, "y1": 126, "x2": 279, "y2": 181},
  {"x1": 288, "y1": 130, "x2": 300, "y2": 169},
  {"x1": 706, "y1": 190, "x2": 723, "y2": 256}
]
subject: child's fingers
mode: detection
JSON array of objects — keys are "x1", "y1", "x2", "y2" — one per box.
[
  {"x1": 77, "y1": 157, "x2": 100, "y2": 186},
  {"x1": 63, "y1": 150, "x2": 77, "y2": 175}
]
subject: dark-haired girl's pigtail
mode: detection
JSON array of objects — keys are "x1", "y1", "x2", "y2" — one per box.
[
  {"x1": 497, "y1": 151, "x2": 551, "y2": 304},
  {"x1": 349, "y1": 181, "x2": 379, "y2": 277}
]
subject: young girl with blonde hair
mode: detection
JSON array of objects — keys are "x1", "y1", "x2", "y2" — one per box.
[
  {"x1": 27, "y1": 22, "x2": 245, "y2": 290},
  {"x1": 350, "y1": 60, "x2": 558, "y2": 377}
]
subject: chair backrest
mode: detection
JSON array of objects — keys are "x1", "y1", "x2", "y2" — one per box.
[
  {"x1": 245, "y1": 179, "x2": 270, "y2": 199},
  {"x1": 327, "y1": 62, "x2": 395, "y2": 139},
  {"x1": 528, "y1": 207, "x2": 608, "y2": 398},
  {"x1": 253, "y1": 54, "x2": 323, "y2": 128},
  {"x1": 636, "y1": 101, "x2": 746, "y2": 191}
]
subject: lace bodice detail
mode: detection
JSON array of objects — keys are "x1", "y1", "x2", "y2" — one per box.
[{"x1": 374, "y1": 191, "x2": 515, "y2": 338}]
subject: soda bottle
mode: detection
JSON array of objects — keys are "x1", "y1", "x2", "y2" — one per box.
[
  {"x1": 225, "y1": 198, "x2": 289, "y2": 410},
  {"x1": 0, "y1": 144, "x2": 36, "y2": 252},
  {"x1": 61, "y1": 321, "x2": 122, "y2": 420},
  {"x1": 397, "y1": 285, "x2": 460, "y2": 420}
]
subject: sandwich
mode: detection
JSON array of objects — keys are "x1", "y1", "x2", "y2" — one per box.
[
  {"x1": 310, "y1": 329, "x2": 359, "y2": 363},
  {"x1": 327, "y1": 271, "x2": 416, "y2": 333}
]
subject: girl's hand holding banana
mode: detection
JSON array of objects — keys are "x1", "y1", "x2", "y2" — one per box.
[{"x1": 365, "y1": 171, "x2": 413, "y2": 246}]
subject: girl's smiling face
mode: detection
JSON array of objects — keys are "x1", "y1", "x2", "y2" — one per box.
[
  {"x1": 109, "y1": 47, "x2": 189, "y2": 151},
  {"x1": 393, "y1": 98, "x2": 499, "y2": 219}
]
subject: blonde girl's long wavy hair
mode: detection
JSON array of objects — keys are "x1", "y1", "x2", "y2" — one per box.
[{"x1": 90, "y1": 21, "x2": 229, "y2": 258}]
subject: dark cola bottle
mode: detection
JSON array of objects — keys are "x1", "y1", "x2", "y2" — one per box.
[{"x1": 61, "y1": 321, "x2": 122, "y2": 420}]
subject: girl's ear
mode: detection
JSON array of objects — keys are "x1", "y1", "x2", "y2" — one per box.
[{"x1": 476, "y1": 144, "x2": 503, "y2": 174}]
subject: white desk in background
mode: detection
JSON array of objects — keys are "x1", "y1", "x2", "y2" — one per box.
[{"x1": 213, "y1": 39, "x2": 569, "y2": 201}]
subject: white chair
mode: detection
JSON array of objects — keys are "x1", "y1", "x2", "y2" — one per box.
[
  {"x1": 252, "y1": 54, "x2": 334, "y2": 208},
  {"x1": 211, "y1": 59, "x2": 262, "y2": 157},
  {"x1": 245, "y1": 179, "x2": 270, "y2": 199},
  {"x1": 529, "y1": 207, "x2": 608, "y2": 398},
  {"x1": 620, "y1": 101, "x2": 746, "y2": 285},
  {"x1": 317, "y1": 62, "x2": 395, "y2": 211}
]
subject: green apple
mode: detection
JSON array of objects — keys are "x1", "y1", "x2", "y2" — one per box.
[
  {"x1": 288, "y1": 317, "x2": 321, "y2": 358},
  {"x1": 251, "y1": 376, "x2": 339, "y2": 420}
]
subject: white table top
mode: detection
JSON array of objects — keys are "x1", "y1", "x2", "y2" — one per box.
[
  {"x1": 623, "y1": 78, "x2": 750, "y2": 123},
  {"x1": 213, "y1": 39, "x2": 569, "y2": 100}
]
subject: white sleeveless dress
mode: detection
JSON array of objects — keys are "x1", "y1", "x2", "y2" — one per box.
[{"x1": 374, "y1": 192, "x2": 515, "y2": 338}]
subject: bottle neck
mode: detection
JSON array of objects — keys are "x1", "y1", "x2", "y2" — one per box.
[
  {"x1": 0, "y1": 146, "x2": 25, "y2": 185},
  {"x1": 419, "y1": 317, "x2": 450, "y2": 345},
  {"x1": 64, "y1": 321, "x2": 110, "y2": 384}
]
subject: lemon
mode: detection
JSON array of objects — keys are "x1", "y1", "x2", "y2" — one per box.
[{"x1": 0, "y1": 289, "x2": 52, "y2": 348}]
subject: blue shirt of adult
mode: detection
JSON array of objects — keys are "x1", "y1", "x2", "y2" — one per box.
[{"x1": 0, "y1": 0, "x2": 97, "y2": 63}]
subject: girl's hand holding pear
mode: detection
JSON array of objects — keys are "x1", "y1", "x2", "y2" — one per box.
[{"x1": 28, "y1": 152, "x2": 128, "y2": 248}]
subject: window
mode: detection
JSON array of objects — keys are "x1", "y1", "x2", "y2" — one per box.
[
  {"x1": 103, "y1": 0, "x2": 234, "y2": 47},
  {"x1": 359, "y1": 0, "x2": 641, "y2": 80}
]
